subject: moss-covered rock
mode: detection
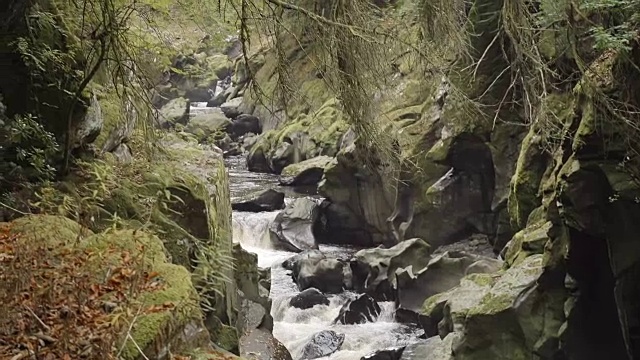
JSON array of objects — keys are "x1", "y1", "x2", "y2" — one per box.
[
  {"x1": 247, "y1": 98, "x2": 348, "y2": 173},
  {"x1": 157, "y1": 98, "x2": 190, "y2": 129},
  {"x1": 4, "y1": 215, "x2": 211, "y2": 360},
  {"x1": 185, "y1": 110, "x2": 232, "y2": 142}
]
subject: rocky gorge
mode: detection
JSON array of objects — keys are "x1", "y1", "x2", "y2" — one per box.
[{"x1": 2, "y1": 0, "x2": 640, "y2": 359}]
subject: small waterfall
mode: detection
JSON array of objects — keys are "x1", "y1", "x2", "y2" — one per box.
[{"x1": 224, "y1": 153, "x2": 423, "y2": 359}]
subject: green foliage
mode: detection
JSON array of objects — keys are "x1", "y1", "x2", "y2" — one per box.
[{"x1": 0, "y1": 113, "x2": 60, "y2": 189}]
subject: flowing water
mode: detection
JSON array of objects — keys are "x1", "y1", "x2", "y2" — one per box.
[{"x1": 225, "y1": 154, "x2": 423, "y2": 359}]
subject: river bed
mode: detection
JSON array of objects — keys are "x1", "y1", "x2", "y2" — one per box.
[{"x1": 226, "y1": 155, "x2": 423, "y2": 359}]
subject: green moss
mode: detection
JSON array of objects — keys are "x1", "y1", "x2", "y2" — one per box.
[
  {"x1": 9, "y1": 214, "x2": 93, "y2": 246},
  {"x1": 92, "y1": 84, "x2": 123, "y2": 151},
  {"x1": 506, "y1": 93, "x2": 571, "y2": 231},
  {"x1": 80, "y1": 230, "x2": 204, "y2": 360},
  {"x1": 421, "y1": 292, "x2": 448, "y2": 315},
  {"x1": 216, "y1": 325, "x2": 239, "y2": 352},
  {"x1": 466, "y1": 273, "x2": 497, "y2": 287}
]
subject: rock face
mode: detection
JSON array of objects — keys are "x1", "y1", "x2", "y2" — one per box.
[
  {"x1": 300, "y1": 330, "x2": 345, "y2": 359},
  {"x1": 279, "y1": 155, "x2": 333, "y2": 187},
  {"x1": 319, "y1": 144, "x2": 395, "y2": 246},
  {"x1": 315, "y1": 200, "x2": 375, "y2": 247},
  {"x1": 396, "y1": 251, "x2": 502, "y2": 315},
  {"x1": 289, "y1": 288, "x2": 330, "y2": 309},
  {"x1": 420, "y1": 255, "x2": 550, "y2": 358},
  {"x1": 269, "y1": 198, "x2": 320, "y2": 252},
  {"x1": 232, "y1": 189, "x2": 285, "y2": 212},
  {"x1": 334, "y1": 294, "x2": 381, "y2": 325},
  {"x1": 245, "y1": 98, "x2": 348, "y2": 174},
  {"x1": 350, "y1": 238, "x2": 432, "y2": 300}
]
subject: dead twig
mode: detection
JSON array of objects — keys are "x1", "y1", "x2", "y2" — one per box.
[{"x1": 23, "y1": 306, "x2": 50, "y2": 333}]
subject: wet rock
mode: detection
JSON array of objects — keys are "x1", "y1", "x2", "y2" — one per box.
[
  {"x1": 295, "y1": 258, "x2": 348, "y2": 294},
  {"x1": 300, "y1": 330, "x2": 345, "y2": 359},
  {"x1": 221, "y1": 97, "x2": 244, "y2": 119},
  {"x1": 232, "y1": 189, "x2": 285, "y2": 212},
  {"x1": 230, "y1": 114, "x2": 261, "y2": 139},
  {"x1": 269, "y1": 198, "x2": 319, "y2": 252},
  {"x1": 282, "y1": 250, "x2": 326, "y2": 273},
  {"x1": 247, "y1": 144, "x2": 272, "y2": 173},
  {"x1": 361, "y1": 347, "x2": 405, "y2": 360},
  {"x1": 334, "y1": 294, "x2": 381, "y2": 325},
  {"x1": 207, "y1": 87, "x2": 232, "y2": 107},
  {"x1": 279, "y1": 156, "x2": 333, "y2": 187},
  {"x1": 289, "y1": 288, "x2": 330, "y2": 309},
  {"x1": 239, "y1": 328, "x2": 293, "y2": 360},
  {"x1": 239, "y1": 299, "x2": 266, "y2": 328},
  {"x1": 316, "y1": 200, "x2": 374, "y2": 247},
  {"x1": 400, "y1": 335, "x2": 453, "y2": 360},
  {"x1": 233, "y1": 244, "x2": 273, "y2": 332},
  {"x1": 351, "y1": 238, "x2": 432, "y2": 301}
]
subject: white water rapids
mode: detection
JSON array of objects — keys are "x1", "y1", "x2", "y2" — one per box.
[{"x1": 226, "y1": 155, "x2": 423, "y2": 359}]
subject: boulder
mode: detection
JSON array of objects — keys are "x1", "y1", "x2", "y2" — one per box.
[
  {"x1": 396, "y1": 251, "x2": 502, "y2": 315},
  {"x1": 238, "y1": 299, "x2": 267, "y2": 333},
  {"x1": 289, "y1": 288, "x2": 330, "y2": 309},
  {"x1": 73, "y1": 94, "x2": 103, "y2": 148},
  {"x1": 230, "y1": 114, "x2": 261, "y2": 139},
  {"x1": 184, "y1": 80, "x2": 216, "y2": 102},
  {"x1": 316, "y1": 200, "x2": 375, "y2": 247},
  {"x1": 400, "y1": 336, "x2": 454, "y2": 360},
  {"x1": 279, "y1": 155, "x2": 333, "y2": 187},
  {"x1": 221, "y1": 97, "x2": 244, "y2": 119},
  {"x1": 232, "y1": 189, "x2": 285, "y2": 212},
  {"x1": 361, "y1": 347, "x2": 405, "y2": 360},
  {"x1": 239, "y1": 328, "x2": 293, "y2": 360},
  {"x1": 223, "y1": 35, "x2": 243, "y2": 59},
  {"x1": 300, "y1": 330, "x2": 345, "y2": 360},
  {"x1": 282, "y1": 250, "x2": 326, "y2": 273},
  {"x1": 247, "y1": 144, "x2": 272, "y2": 173},
  {"x1": 269, "y1": 198, "x2": 320, "y2": 252},
  {"x1": 184, "y1": 110, "x2": 232, "y2": 142},
  {"x1": 294, "y1": 257, "x2": 349, "y2": 294},
  {"x1": 233, "y1": 244, "x2": 273, "y2": 332},
  {"x1": 112, "y1": 143, "x2": 133, "y2": 163},
  {"x1": 351, "y1": 238, "x2": 432, "y2": 300},
  {"x1": 334, "y1": 294, "x2": 381, "y2": 325},
  {"x1": 156, "y1": 97, "x2": 189, "y2": 128},
  {"x1": 242, "y1": 133, "x2": 258, "y2": 153},
  {"x1": 207, "y1": 87, "x2": 232, "y2": 107},
  {"x1": 419, "y1": 255, "x2": 561, "y2": 359}
]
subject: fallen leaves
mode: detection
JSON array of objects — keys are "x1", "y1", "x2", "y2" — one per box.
[{"x1": 0, "y1": 224, "x2": 166, "y2": 359}]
